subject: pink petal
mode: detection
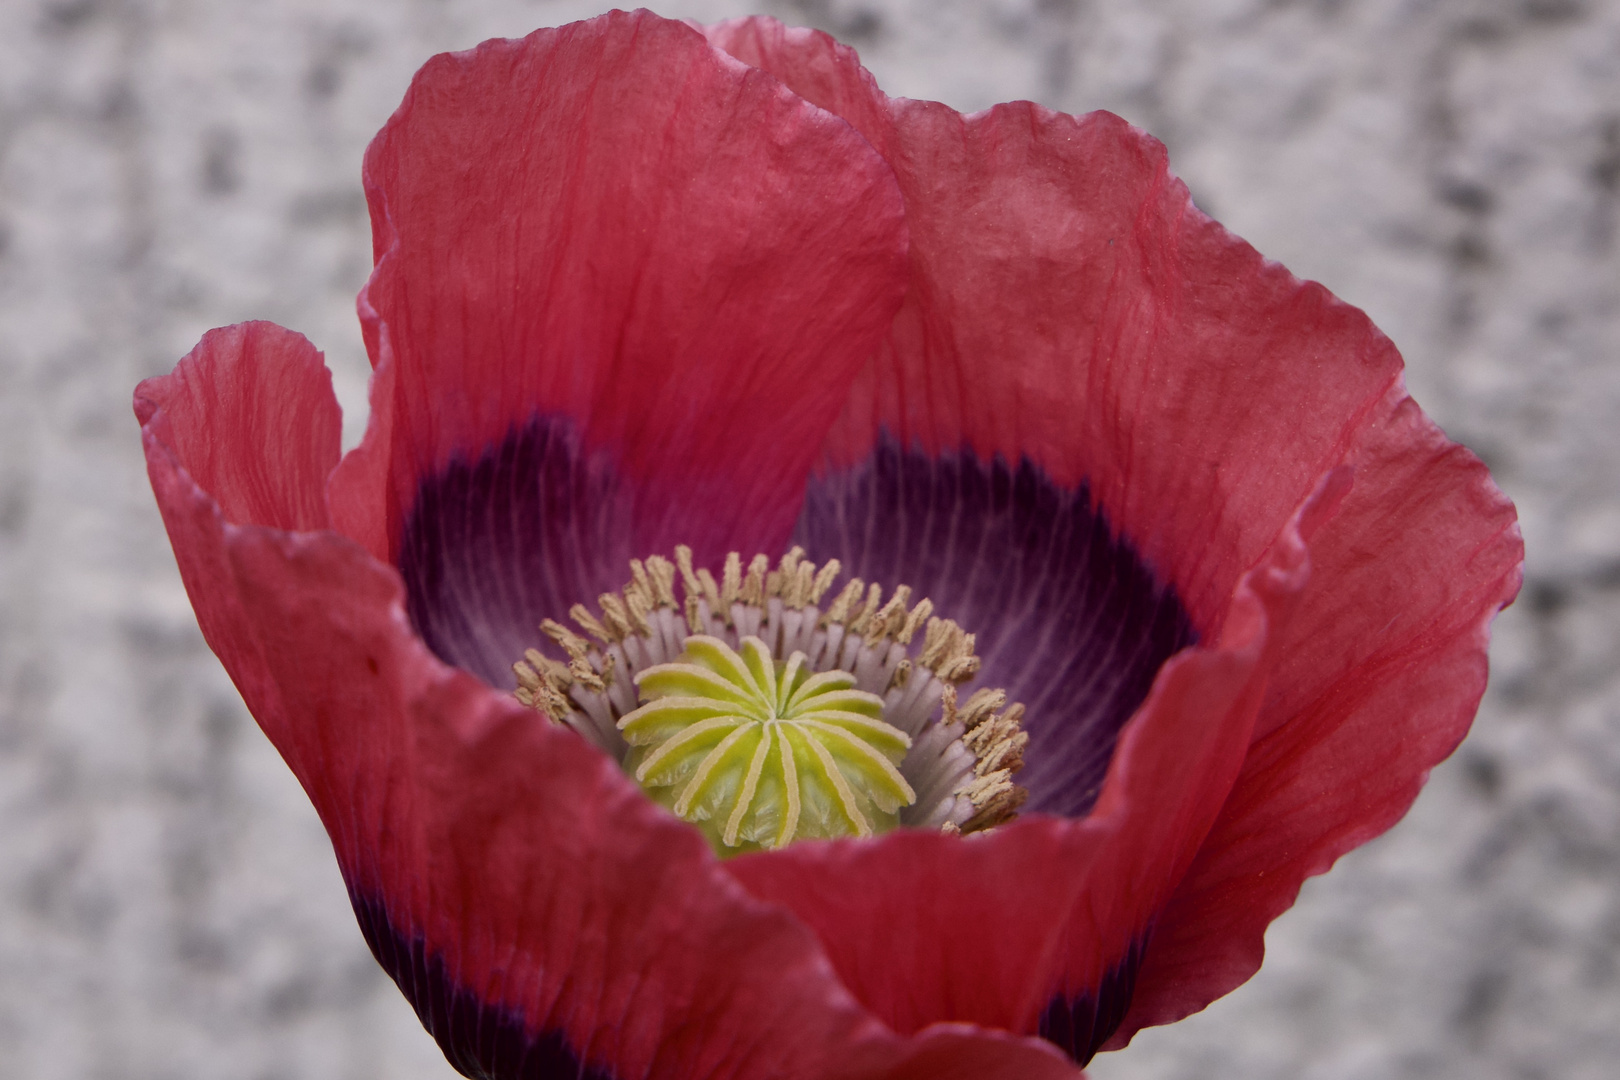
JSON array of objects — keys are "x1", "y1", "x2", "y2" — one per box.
[
  {"x1": 1112, "y1": 390, "x2": 1523, "y2": 1044},
  {"x1": 347, "y1": 10, "x2": 907, "y2": 685},
  {"x1": 355, "y1": 9, "x2": 907, "y2": 565},
  {"x1": 135, "y1": 321, "x2": 340, "y2": 532},
  {"x1": 140, "y1": 323, "x2": 1094, "y2": 1079},
  {"x1": 706, "y1": 15, "x2": 1521, "y2": 1061},
  {"x1": 707, "y1": 16, "x2": 1397, "y2": 630},
  {"x1": 728, "y1": 491, "x2": 1313, "y2": 1057}
]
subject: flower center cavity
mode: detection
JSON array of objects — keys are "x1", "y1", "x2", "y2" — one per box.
[{"x1": 513, "y1": 547, "x2": 1027, "y2": 854}]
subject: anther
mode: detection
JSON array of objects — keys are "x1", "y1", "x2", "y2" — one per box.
[
  {"x1": 739, "y1": 553, "x2": 769, "y2": 606},
  {"x1": 566, "y1": 604, "x2": 613, "y2": 645},
  {"x1": 809, "y1": 559, "x2": 841, "y2": 605},
  {"x1": 720, "y1": 552, "x2": 742, "y2": 609},
  {"x1": 824, "y1": 578, "x2": 864, "y2": 624}
]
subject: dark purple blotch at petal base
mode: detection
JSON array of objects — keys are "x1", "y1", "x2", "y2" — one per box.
[
  {"x1": 794, "y1": 438, "x2": 1196, "y2": 818},
  {"x1": 1037, "y1": 934, "x2": 1150, "y2": 1065},
  {"x1": 351, "y1": 894, "x2": 614, "y2": 1080},
  {"x1": 402, "y1": 422, "x2": 1194, "y2": 820},
  {"x1": 399, "y1": 418, "x2": 638, "y2": 688}
]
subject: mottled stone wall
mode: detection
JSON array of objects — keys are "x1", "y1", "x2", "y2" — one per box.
[{"x1": 0, "y1": 1, "x2": 1613, "y2": 1078}]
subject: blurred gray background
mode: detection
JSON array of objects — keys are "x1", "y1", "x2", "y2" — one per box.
[{"x1": 0, "y1": 0, "x2": 1614, "y2": 1077}]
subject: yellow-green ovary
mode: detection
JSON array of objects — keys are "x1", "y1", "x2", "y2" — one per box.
[{"x1": 618, "y1": 635, "x2": 916, "y2": 853}]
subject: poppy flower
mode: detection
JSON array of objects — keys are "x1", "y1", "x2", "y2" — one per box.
[{"x1": 135, "y1": 10, "x2": 1523, "y2": 1080}]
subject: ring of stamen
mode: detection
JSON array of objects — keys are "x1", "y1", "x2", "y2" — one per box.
[{"x1": 512, "y1": 546, "x2": 1028, "y2": 854}]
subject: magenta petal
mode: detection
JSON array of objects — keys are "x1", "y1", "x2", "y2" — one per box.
[
  {"x1": 727, "y1": 501, "x2": 1311, "y2": 1058},
  {"x1": 1114, "y1": 392, "x2": 1523, "y2": 1044},
  {"x1": 707, "y1": 16, "x2": 1399, "y2": 631},
  {"x1": 139, "y1": 326, "x2": 1093, "y2": 1080},
  {"x1": 351, "y1": 11, "x2": 908, "y2": 683},
  {"x1": 849, "y1": 1025, "x2": 1083, "y2": 1080},
  {"x1": 708, "y1": 18, "x2": 1519, "y2": 1061},
  {"x1": 357, "y1": 9, "x2": 908, "y2": 569},
  {"x1": 136, "y1": 321, "x2": 341, "y2": 533}
]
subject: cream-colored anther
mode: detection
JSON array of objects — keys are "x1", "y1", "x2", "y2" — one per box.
[
  {"x1": 566, "y1": 604, "x2": 613, "y2": 646},
  {"x1": 739, "y1": 553, "x2": 769, "y2": 606},
  {"x1": 720, "y1": 552, "x2": 742, "y2": 609},
  {"x1": 809, "y1": 559, "x2": 842, "y2": 605},
  {"x1": 823, "y1": 578, "x2": 865, "y2": 624}
]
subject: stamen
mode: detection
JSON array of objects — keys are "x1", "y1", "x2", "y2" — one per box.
[
  {"x1": 720, "y1": 552, "x2": 742, "y2": 610},
  {"x1": 739, "y1": 554, "x2": 769, "y2": 606},
  {"x1": 809, "y1": 559, "x2": 841, "y2": 605},
  {"x1": 511, "y1": 546, "x2": 1029, "y2": 850}
]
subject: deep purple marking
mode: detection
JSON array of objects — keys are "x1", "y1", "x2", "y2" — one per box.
[
  {"x1": 350, "y1": 892, "x2": 616, "y2": 1080},
  {"x1": 400, "y1": 421, "x2": 1193, "y2": 819},
  {"x1": 1037, "y1": 936, "x2": 1150, "y2": 1065},
  {"x1": 399, "y1": 419, "x2": 637, "y2": 688},
  {"x1": 794, "y1": 439, "x2": 1196, "y2": 818}
]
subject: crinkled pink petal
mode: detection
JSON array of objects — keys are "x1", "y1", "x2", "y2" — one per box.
[
  {"x1": 1112, "y1": 388, "x2": 1522, "y2": 1044},
  {"x1": 726, "y1": 473, "x2": 1315, "y2": 1050},
  {"x1": 352, "y1": 10, "x2": 909, "y2": 571},
  {"x1": 706, "y1": 15, "x2": 1522, "y2": 1058},
  {"x1": 707, "y1": 16, "x2": 1396, "y2": 630},
  {"x1": 136, "y1": 323, "x2": 1086, "y2": 1080}
]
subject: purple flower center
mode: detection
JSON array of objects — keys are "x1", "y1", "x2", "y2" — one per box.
[{"x1": 399, "y1": 421, "x2": 1194, "y2": 826}]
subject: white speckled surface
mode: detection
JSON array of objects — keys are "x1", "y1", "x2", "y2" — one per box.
[{"x1": 0, "y1": 1, "x2": 1612, "y2": 1077}]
